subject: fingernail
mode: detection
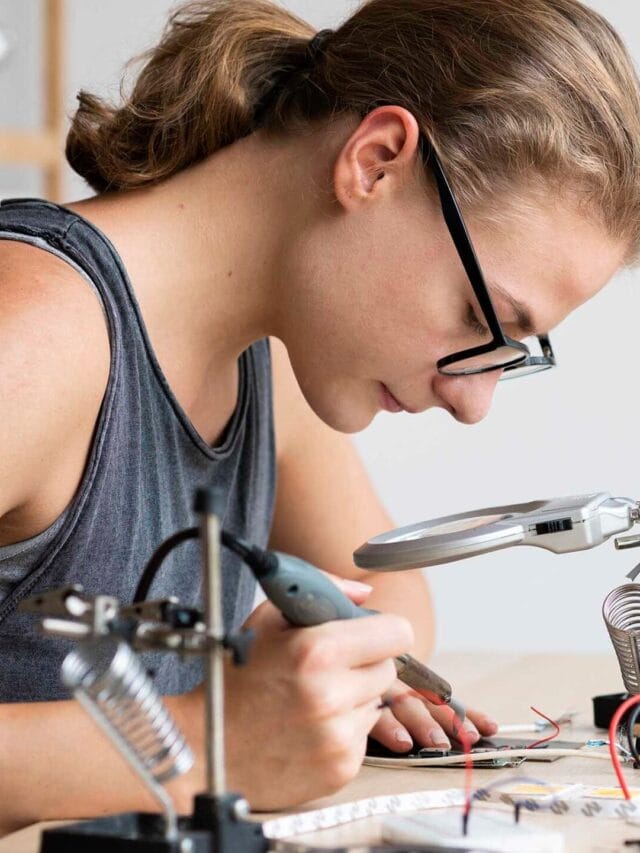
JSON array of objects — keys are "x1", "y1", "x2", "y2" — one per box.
[
  {"x1": 343, "y1": 579, "x2": 373, "y2": 592},
  {"x1": 463, "y1": 723, "x2": 480, "y2": 744},
  {"x1": 395, "y1": 729, "x2": 413, "y2": 746},
  {"x1": 429, "y1": 728, "x2": 451, "y2": 749}
]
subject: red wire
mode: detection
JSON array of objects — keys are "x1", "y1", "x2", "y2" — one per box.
[
  {"x1": 449, "y1": 706, "x2": 473, "y2": 833},
  {"x1": 386, "y1": 688, "x2": 474, "y2": 832},
  {"x1": 608, "y1": 693, "x2": 640, "y2": 800},
  {"x1": 527, "y1": 706, "x2": 561, "y2": 749}
]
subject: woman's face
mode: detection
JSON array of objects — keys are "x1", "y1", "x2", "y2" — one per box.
[{"x1": 278, "y1": 118, "x2": 626, "y2": 433}]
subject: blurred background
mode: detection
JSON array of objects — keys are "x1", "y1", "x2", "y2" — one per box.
[{"x1": 1, "y1": 0, "x2": 639, "y2": 654}]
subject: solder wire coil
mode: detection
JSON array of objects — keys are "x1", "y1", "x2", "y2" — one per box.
[
  {"x1": 62, "y1": 636, "x2": 194, "y2": 837},
  {"x1": 603, "y1": 583, "x2": 640, "y2": 694}
]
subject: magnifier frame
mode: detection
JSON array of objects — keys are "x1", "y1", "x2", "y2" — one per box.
[{"x1": 353, "y1": 493, "x2": 637, "y2": 571}]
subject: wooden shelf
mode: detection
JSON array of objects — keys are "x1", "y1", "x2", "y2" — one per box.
[
  {"x1": 0, "y1": 0, "x2": 64, "y2": 200},
  {"x1": 0, "y1": 130, "x2": 61, "y2": 166}
]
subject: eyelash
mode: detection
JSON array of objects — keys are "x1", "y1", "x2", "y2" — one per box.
[{"x1": 466, "y1": 304, "x2": 488, "y2": 337}]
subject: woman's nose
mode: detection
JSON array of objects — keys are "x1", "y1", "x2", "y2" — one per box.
[{"x1": 434, "y1": 369, "x2": 501, "y2": 424}]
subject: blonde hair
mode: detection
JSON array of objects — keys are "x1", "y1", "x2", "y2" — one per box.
[{"x1": 66, "y1": 0, "x2": 640, "y2": 256}]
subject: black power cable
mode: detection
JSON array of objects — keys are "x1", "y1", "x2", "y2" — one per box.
[
  {"x1": 133, "y1": 527, "x2": 198, "y2": 603},
  {"x1": 133, "y1": 526, "x2": 278, "y2": 604},
  {"x1": 627, "y1": 703, "x2": 640, "y2": 767}
]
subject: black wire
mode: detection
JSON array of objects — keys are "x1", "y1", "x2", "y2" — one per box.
[
  {"x1": 627, "y1": 703, "x2": 640, "y2": 766},
  {"x1": 133, "y1": 527, "x2": 198, "y2": 603},
  {"x1": 132, "y1": 525, "x2": 273, "y2": 604},
  {"x1": 221, "y1": 529, "x2": 255, "y2": 564}
]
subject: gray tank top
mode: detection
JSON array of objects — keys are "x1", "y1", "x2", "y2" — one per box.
[{"x1": 0, "y1": 197, "x2": 276, "y2": 701}]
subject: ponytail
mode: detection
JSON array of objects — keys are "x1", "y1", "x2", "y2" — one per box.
[{"x1": 66, "y1": 1, "x2": 314, "y2": 191}]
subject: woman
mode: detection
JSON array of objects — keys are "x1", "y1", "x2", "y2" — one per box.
[{"x1": 0, "y1": 0, "x2": 638, "y2": 831}]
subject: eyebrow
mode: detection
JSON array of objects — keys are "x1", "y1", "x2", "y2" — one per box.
[{"x1": 487, "y1": 280, "x2": 535, "y2": 335}]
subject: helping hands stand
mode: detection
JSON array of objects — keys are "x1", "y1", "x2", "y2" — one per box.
[
  {"x1": 23, "y1": 484, "x2": 463, "y2": 851},
  {"x1": 23, "y1": 487, "x2": 268, "y2": 853}
]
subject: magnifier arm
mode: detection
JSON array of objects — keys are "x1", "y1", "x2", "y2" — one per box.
[{"x1": 527, "y1": 497, "x2": 639, "y2": 554}]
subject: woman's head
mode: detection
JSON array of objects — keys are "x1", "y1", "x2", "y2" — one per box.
[
  {"x1": 272, "y1": 105, "x2": 625, "y2": 430},
  {"x1": 66, "y1": 0, "x2": 640, "y2": 430}
]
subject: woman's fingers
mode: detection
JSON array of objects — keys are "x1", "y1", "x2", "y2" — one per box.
[
  {"x1": 317, "y1": 659, "x2": 398, "y2": 717},
  {"x1": 303, "y1": 613, "x2": 413, "y2": 669},
  {"x1": 369, "y1": 680, "x2": 499, "y2": 753},
  {"x1": 391, "y1": 693, "x2": 453, "y2": 748},
  {"x1": 370, "y1": 692, "x2": 452, "y2": 751},
  {"x1": 426, "y1": 703, "x2": 498, "y2": 744},
  {"x1": 426, "y1": 703, "x2": 479, "y2": 744},
  {"x1": 368, "y1": 706, "x2": 415, "y2": 752},
  {"x1": 319, "y1": 571, "x2": 374, "y2": 606},
  {"x1": 465, "y1": 707, "x2": 499, "y2": 737}
]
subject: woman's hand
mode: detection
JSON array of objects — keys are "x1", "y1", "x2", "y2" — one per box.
[
  {"x1": 369, "y1": 679, "x2": 498, "y2": 751},
  {"x1": 175, "y1": 576, "x2": 414, "y2": 811}
]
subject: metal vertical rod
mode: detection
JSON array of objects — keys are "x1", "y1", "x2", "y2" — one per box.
[{"x1": 199, "y1": 504, "x2": 226, "y2": 796}]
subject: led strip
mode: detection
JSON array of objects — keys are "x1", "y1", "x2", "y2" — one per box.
[{"x1": 262, "y1": 782, "x2": 640, "y2": 842}]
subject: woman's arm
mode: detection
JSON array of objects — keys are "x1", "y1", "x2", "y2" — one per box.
[
  {"x1": 0, "y1": 241, "x2": 110, "y2": 543},
  {"x1": 0, "y1": 697, "x2": 185, "y2": 835}
]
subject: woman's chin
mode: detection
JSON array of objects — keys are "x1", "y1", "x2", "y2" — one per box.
[{"x1": 316, "y1": 399, "x2": 376, "y2": 434}]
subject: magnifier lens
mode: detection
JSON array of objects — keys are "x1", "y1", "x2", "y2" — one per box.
[{"x1": 385, "y1": 513, "x2": 509, "y2": 543}]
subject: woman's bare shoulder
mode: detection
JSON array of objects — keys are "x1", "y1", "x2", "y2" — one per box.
[{"x1": 0, "y1": 238, "x2": 110, "y2": 522}]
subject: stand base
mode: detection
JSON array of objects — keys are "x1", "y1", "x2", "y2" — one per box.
[
  {"x1": 41, "y1": 795, "x2": 267, "y2": 853},
  {"x1": 41, "y1": 813, "x2": 204, "y2": 853}
]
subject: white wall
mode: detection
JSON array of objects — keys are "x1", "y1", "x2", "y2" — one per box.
[{"x1": 2, "y1": 0, "x2": 639, "y2": 653}]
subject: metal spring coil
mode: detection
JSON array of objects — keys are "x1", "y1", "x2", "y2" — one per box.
[
  {"x1": 603, "y1": 584, "x2": 640, "y2": 694},
  {"x1": 62, "y1": 636, "x2": 194, "y2": 784}
]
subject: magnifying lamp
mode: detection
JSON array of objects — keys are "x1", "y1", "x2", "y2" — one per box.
[{"x1": 354, "y1": 492, "x2": 640, "y2": 571}]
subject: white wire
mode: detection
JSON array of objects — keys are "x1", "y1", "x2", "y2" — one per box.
[
  {"x1": 364, "y1": 748, "x2": 614, "y2": 767},
  {"x1": 497, "y1": 711, "x2": 576, "y2": 734},
  {"x1": 498, "y1": 723, "x2": 546, "y2": 733}
]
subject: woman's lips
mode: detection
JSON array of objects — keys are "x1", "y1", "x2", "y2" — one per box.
[{"x1": 380, "y1": 383, "x2": 407, "y2": 413}]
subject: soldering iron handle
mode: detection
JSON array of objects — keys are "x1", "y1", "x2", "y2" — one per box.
[
  {"x1": 257, "y1": 552, "x2": 454, "y2": 706},
  {"x1": 258, "y1": 552, "x2": 364, "y2": 624}
]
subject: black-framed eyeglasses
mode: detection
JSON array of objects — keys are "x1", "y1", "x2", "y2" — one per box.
[{"x1": 419, "y1": 136, "x2": 556, "y2": 380}]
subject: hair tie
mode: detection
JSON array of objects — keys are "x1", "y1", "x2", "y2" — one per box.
[
  {"x1": 307, "y1": 29, "x2": 334, "y2": 64},
  {"x1": 252, "y1": 29, "x2": 335, "y2": 130}
]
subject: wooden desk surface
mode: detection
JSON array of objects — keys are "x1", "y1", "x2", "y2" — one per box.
[{"x1": 1, "y1": 652, "x2": 631, "y2": 852}]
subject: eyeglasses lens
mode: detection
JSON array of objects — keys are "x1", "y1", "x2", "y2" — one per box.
[{"x1": 438, "y1": 343, "x2": 527, "y2": 376}]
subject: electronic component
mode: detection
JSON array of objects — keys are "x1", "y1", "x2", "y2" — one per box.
[
  {"x1": 366, "y1": 737, "x2": 584, "y2": 764},
  {"x1": 381, "y1": 810, "x2": 564, "y2": 852}
]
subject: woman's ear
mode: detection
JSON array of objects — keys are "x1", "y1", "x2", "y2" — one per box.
[{"x1": 333, "y1": 106, "x2": 421, "y2": 211}]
